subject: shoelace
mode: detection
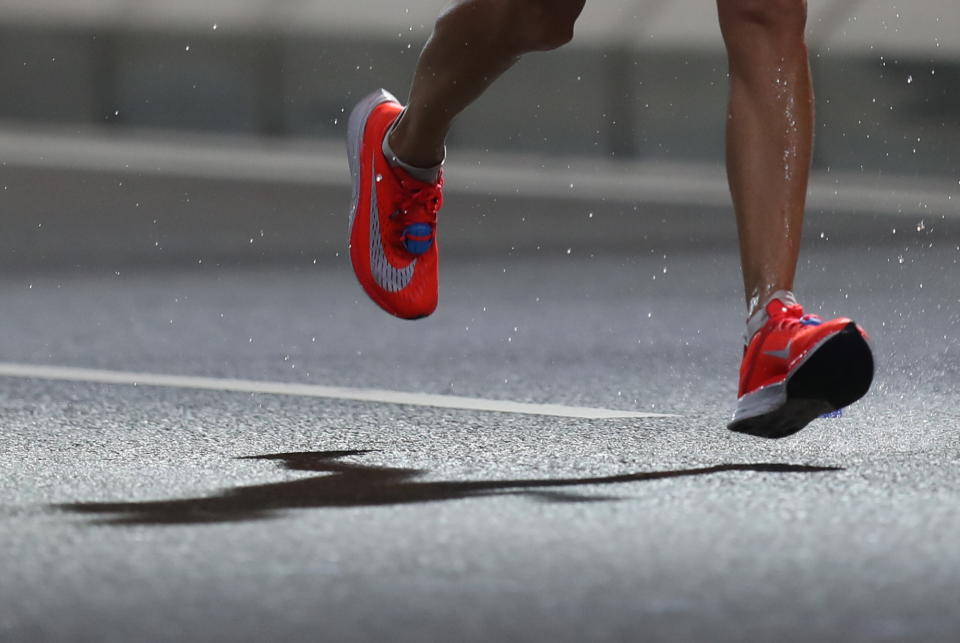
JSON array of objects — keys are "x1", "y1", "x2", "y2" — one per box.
[{"x1": 391, "y1": 175, "x2": 444, "y2": 240}]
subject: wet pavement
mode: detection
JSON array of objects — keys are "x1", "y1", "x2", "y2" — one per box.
[{"x1": 1, "y1": 230, "x2": 959, "y2": 641}]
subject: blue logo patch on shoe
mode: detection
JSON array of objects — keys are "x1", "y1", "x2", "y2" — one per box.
[
  {"x1": 800, "y1": 315, "x2": 823, "y2": 327},
  {"x1": 402, "y1": 223, "x2": 434, "y2": 255}
]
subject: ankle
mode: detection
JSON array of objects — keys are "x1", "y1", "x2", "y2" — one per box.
[
  {"x1": 387, "y1": 114, "x2": 446, "y2": 169},
  {"x1": 383, "y1": 130, "x2": 443, "y2": 184}
]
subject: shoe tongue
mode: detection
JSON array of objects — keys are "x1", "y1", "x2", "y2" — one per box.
[
  {"x1": 745, "y1": 290, "x2": 800, "y2": 344},
  {"x1": 763, "y1": 290, "x2": 801, "y2": 318},
  {"x1": 394, "y1": 167, "x2": 445, "y2": 198},
  {"x1": 764, "y1": 289, "x2": 799, "y2": 310},
  {"x1": 766, "y1": 299, "x2": 799, "y2": 318}
]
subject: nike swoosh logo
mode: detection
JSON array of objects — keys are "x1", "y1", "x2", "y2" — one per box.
[
  {"x1": 763, "y1": 342, "x2": 792, "y2": 360},
  {"x1": 369, "y1": 163, "x2": 415, "y2": 292}
]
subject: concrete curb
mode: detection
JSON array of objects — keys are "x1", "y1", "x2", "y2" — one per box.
[
  {"x1": 2, "y1": 126, "x2": 956, "y2": 216},
  {"x1": 1, "y1": 126, "x2": 957, "y2": 272}
]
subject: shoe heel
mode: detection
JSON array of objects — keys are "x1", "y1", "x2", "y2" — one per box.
[{"x1": 787, "y1": 322, "x2": 874, "y2": 411}]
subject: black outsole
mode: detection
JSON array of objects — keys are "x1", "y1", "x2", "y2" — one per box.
[{"x1": 729, "y1": 323, "x2": 875, "y2": 439}]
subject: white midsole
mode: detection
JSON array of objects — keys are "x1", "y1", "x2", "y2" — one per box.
[{"x1": 346, "y1": 88, "x2": 398, "y2": 235}]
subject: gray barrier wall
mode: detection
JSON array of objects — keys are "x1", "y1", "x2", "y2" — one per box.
[{"x1": 0, "y1": 2, "x2": 957, "y2": 178}]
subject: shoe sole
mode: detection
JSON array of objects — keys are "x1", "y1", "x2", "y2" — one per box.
[{"x1": 728, "y1": 322, "x2": 874, "y2": 439}]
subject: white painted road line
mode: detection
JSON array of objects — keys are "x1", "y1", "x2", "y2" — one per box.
[{"x1": 0, "y1": 362, "x2": 677, "y2": 420}]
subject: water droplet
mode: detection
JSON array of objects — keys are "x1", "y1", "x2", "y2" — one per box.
[
  {"x1": 906, "y1": 74, "x2": 913, "y2": 84},
  {"x1": 375, "y1": 174, "x2": 383, "y2": 183}
]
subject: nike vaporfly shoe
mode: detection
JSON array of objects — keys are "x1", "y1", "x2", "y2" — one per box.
[
  {"x1": 347, "y1": 89, "x2": 443, "y2": 319},
  {"x1": 729, "y1": 292, "x2": 874, "y2": 438}
]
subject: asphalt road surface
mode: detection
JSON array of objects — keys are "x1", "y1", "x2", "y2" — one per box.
[{"x1": 1, "y1": 223, "x2": 959, "y2": 641}]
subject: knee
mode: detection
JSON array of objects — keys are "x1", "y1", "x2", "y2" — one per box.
[
  {"x1": 517, "y1": 0, "x2": 585, "y2": 51},
  {"x1": 436, "y1": 0, "x2": 584, "y2": 53},
  {"x1": 717, "y1": 0, "x2": 807, "y2": 40}
]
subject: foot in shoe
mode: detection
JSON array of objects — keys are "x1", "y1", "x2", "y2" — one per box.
[
  {"x1": 729, "y1": 291, "x2": 874, "y2": 439},
  {"x1": 346, "y1": 89, "x2": 444, "y2": 320}
]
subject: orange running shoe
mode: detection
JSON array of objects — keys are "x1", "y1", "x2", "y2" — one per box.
[
  {"x1": 729, "y1": 292, "x2": 874, "y2": 438},
  {"x1": 346, "y1": 89, "x2": 443, "y2": 319}
]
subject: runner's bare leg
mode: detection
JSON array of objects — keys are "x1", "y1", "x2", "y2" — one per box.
[
  {"x1": 388, "y1": 0, "x2": 587, "y2": 168},
  {"x1": 718, "y1": 0, "x2": 814, "y2": 316},
  {"x1": 391, "y1": 0, "x2": 812, "y2": 316}
]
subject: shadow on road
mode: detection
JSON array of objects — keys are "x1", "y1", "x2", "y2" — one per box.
[{"x1": 57, "y1": 450, "x2": 843, "y2": 526}]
